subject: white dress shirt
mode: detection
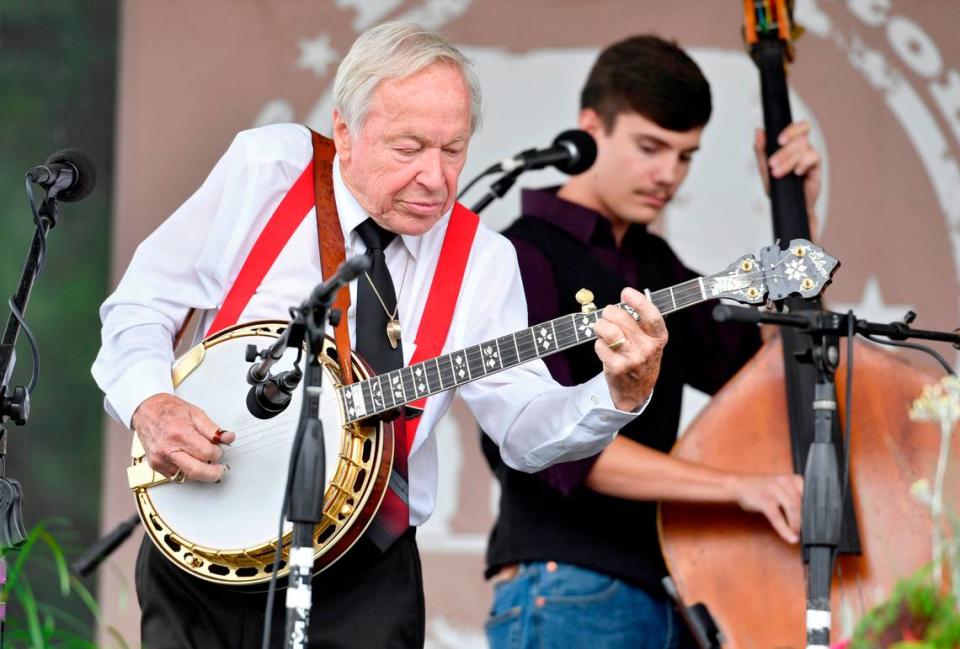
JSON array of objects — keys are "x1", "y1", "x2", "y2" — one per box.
[{"x1": 92, "y1": 123, "x2": 644, "y2": 525}]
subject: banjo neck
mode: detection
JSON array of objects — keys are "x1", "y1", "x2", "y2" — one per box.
[
  {"x1": 337, "y1": 237, "x2": 838, "y2": 424},
  {"x1": 337, "y1": 277, "x2": 709, "y2": 423},
  {"x1": 131, "y1": 240, "x2": 835, "y2": 587}
]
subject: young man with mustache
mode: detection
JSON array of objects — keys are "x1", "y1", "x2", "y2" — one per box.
[{"x1": 483, "y1": 35, "x2": 821, "y2": 649}]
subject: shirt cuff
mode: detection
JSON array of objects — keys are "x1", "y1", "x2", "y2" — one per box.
[
  {"x1": 105, "y1": 358, "x2": 175, "y2": 429},
  {"x1": 516, "y1": 374, "x2": 652, "y2": 471},
  {"x1": 574, "y1": 373, "x2": 652, "y2": 432}
]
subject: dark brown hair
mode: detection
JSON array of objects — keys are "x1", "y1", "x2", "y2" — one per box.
[{"x1": 581, "y1": 35, "x2": 712, "y2": 133}]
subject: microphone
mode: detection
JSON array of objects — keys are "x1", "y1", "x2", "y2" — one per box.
[
  {"x1": 303, "y1": 254, "x2": 372, "y2": 310},
  {"x1": 26, "y1": 149, "x2": 96, "y2": 202},
  {"x1": 246, "y1": 256, "x2": 371, "y2": 384},
  {"x1": 713, "y1": 304, "x2": 810, "y2": 328},
  {"x1": 331, "y1": 254, "x2": 372, "y2": 283},
  {"x1": 493, "y1": 129, "x2": 597, "y2": 175},
  {"x1": 246, "y1": 367, "x2": 303, "y2": 419},
  {"x1": 243, "y1": 255, "x2": 372, "y2": 418}
]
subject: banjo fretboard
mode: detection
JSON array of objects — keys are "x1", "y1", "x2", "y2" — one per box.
[{"x1": 337, "y1": 277, "x2": 707, "y2": 423}]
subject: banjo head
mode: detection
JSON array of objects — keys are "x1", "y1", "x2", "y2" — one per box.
[{"x1": 127, "y1": 321, "x2": 392, "y2": 586}]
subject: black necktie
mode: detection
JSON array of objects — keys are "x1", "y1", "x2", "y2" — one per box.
[
  {"x1": 354, "y1": 218, "x2": 403, "y2": 373},
  {"x1": 354, "y1": 218, "x2": 410, "y2": 550}
]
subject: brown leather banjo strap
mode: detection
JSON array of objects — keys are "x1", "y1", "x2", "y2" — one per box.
[
  {"x1": 173, "y1": 129, "x2": 351, "y2": 384},
  {"x1": 310, "y1": 129, "x2": 355, "y2": 385},
  {"x1": 173, "y1": 309, "x2": 195, "y2": 350}
]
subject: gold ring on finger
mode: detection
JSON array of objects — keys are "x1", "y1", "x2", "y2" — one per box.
[
  {"x1": 608, "y1": 337, "x2": 627, "y2": 351},
  {"x1": 171, "y1": 468, "x2": 186, "y2": 484}
]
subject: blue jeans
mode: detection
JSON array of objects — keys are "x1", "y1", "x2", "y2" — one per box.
[{"x1": 485, "y1": 562, "x2": 680, "y2": 649}]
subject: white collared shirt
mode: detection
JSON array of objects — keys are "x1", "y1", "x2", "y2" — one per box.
[{"x1": 92, "y1": 123, "x2": 643, "y2": 525}]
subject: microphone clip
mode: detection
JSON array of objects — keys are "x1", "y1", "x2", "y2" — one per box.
[{"x1": 246, "y1": 366, "x2": 303, "y2": 419}]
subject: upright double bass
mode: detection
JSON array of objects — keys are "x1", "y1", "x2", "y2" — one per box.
[{"x1": 659, "y1": 1, "x2": 950, "y2": 646}]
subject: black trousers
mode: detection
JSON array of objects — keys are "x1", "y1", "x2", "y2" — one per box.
[{"x1": 136, "y1": 529, "x2": 425, "y2": 649}]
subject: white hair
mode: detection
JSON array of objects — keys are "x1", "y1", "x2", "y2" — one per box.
[{"x1": 333, "y1": 21, "x2": 483, "y2": 134}]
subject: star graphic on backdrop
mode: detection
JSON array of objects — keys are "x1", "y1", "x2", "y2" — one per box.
[
  {"x1": 297, "y1": 34, "x2": 339, "y2": 78},
  {"x1": 336, "y1": 0, "x2": 402, "y2": 30},
  {"x1": 831, "y1": 276, "x2": 914, "y2": 325}
]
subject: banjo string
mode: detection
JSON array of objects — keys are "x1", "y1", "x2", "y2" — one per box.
[{"x1": 217, "y1": 394, "x2": 352, "y2": 459}]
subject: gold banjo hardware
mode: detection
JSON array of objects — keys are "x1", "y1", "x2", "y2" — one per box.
[
  {"x1": 127, "y1": 239, "x2": 840, "y2": 587},
  {"x1": 575, "y1": 288, "x2": 597, "y2": 313},
  {"x1": 128, "y1": 321, "x2": 393, "y2": 587}
]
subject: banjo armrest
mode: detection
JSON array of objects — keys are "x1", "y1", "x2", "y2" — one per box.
[
  {"x1": 127, "y1": 460, "x2": 170, "y2": 490},
  {"x1": 128, "y1": 435, "x2": 169, "y2": 490}
]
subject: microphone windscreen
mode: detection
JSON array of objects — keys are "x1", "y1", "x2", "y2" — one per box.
[
  {"x1": 46, "y1": 148, "x2": 96, "y2": 202},
  {"x1": 553, "y1": 129, "x2": 597, "y2": 175}
]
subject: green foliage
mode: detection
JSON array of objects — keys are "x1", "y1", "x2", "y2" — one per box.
[
  {"x1": 850, "y1": 565, "x2": 960, "y2": 649},
  {"x1": 0, "y1": 0, "x2": 117, "y2": 641},
  {"x1": 852, "y1": 372, "x2": 960, "y2": 646},
  {"x1": 2, "y1": 520, "x2": 131, "y2": 649}
]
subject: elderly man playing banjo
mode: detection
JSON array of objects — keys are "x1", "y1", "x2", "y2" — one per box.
[{"x1": 93, "y1": 22, "x2": 666, "y2": 649}]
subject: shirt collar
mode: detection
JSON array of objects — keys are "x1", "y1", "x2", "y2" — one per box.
[
  {"x1": 520, "y1": 186, "x2": 647, "y2": 247},
  {"x1": 332, "y1": 155, "x2": 422, "y2": 260}
]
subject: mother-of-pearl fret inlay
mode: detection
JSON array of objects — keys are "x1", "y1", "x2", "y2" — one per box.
[
  {"x1": 334, "y1": 239, "x2": 824, "y2": 425},
  {"x1": 340, "y1": 292, "x2": 702, "y2": 424},
  {"x1": 536, "y1": 325, "x2": 555, "y2": 351},
  {"x1": 414, "y1": 365, "x2": 428, "y2": 395},
  {"x1": 390, "y1": 373, "x2": 404, "y2": 401},
  {"x1": 622, "y1": 304, "x2": 640, "y2": 320},
  {"x1": 344, "y1": 299, "x2": 663, "y2": 422},
  {"x1": 347, "y1": 384, "x2": 366, "y2": 418},
  {"x1": 576, "y1": 314, "x2": 596, "y2": 339},
  {"x1": 453, "y1": 353, "x2": 469, "y2": 381},
  {"x1": 708, "y1": 275, "x2": 752, "y2": 297},
  {"x1": 483, "y1": 343, "x2": 500, "y2": 370},
  {"x1": 370, "y1": 380, "x2": 384, "y2": 409}
]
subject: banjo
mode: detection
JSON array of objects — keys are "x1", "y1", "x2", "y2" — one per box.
[{"x1": 127, "y1": 239, "x2": 838, "y2": 586}]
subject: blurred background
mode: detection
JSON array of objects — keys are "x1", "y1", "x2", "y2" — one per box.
[
  {"x1": 0, "y1": 2, "x2": 117, "y2": 644},
  {"x1": 1, "y1": 1, "x2": 958, "y2": 646}
]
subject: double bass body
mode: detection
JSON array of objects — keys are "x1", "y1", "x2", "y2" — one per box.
[{"x1": 660, "y1": 337, "x2": 950, "y2": 646}]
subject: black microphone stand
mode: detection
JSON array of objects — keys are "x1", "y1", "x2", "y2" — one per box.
[
  {"x1": 470, "y1": 167, "x2": 524, "y2": 215},
  {"x1": 0, "y1": 185, "x2": 68, "y2": 646},
  {"x1": 713, "y1": 305, "x2": 960, "y2": 646},
  {"x1": 71, "y1": 513, "x2": 140, "y2": 578},
  {"x1": 273, "y1": 258, "x2": 368, "y2": 649},
  {"x1": 280, "y1": 297, "x2": 330, "y2": 649}
]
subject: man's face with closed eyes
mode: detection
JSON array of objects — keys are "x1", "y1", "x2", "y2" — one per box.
[{"x1": 334, "y1": 61, "x2": 473, "y2": 235}]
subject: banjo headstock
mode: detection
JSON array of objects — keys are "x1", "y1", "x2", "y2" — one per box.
[{"x1": 702, "y1": 238, "x2": 838, "y2": 305}]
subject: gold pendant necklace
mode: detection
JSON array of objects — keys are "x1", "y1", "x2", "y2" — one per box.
[
  {"x1": 362, "y1": 259, "x2": 408, "y2": 349},
  {"x1": 385, "y1": 318, "x2": 402, "y2": 350}
]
